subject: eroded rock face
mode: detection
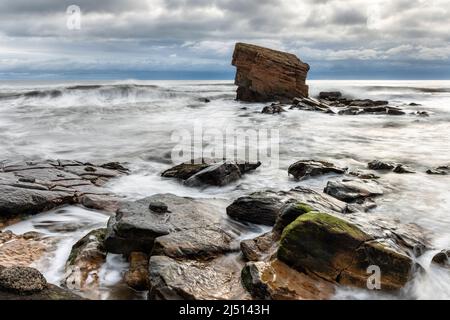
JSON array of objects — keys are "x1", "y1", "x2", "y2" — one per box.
[
  {"x1": 241, "y1": 260, "x2": 335, "y2": 300},
  {"x1": 0, "y1": 160, "x2": 128, "y2": 218},
  {"x1": 64, "y1": 229, "x2": 107, "y2": 291},
  {"x1": 232, "y1": 43, "x2": 309, "y2": 102},
  {"x1": 277, "y1": 211, "x2": 426, "y2": 291},
  {"x1": 288, "y1": 160, "x2": 346, "y2": 180},
  {"x1": 104, "y1": 194, "x2": 223, "y2": 254}
]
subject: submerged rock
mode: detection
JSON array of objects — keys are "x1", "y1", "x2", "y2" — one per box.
[
  {"x1": 278, "y1": 211, "x2": 425, "y2": 291},
  {"x1": 64, "y1": 229, "x2": 107, "y2": 291},
  {"x1": 104, "y1": 194, "x2": 223, "y2": 254},
  {"x1": 288, "y1": 160, "x2": 346, "y2": 180},
  {"x1": 324, "y1": 179, "x2": 383, "y2": 203},
  {"x1": 232, "y1": 42, "x2": 309, "y2": 102},
  {"x1": 261, "y1": 103, "x2": 286, "y2": 114},
  {"x1": 393, "y1": 164, "x2": 415, "y2": 174},
  {"x1": 148, "y1": 255, "x2": 248, "y2": 300},
  {"x1": 241, "y1": 259, "x2": 334, "y2": 300},
  {"x1": 431, "y1": 250, "x2": 449, "y2": 268},
  {"x1": 319, "y1": 92, "x2": 342, "y2": 100},
  {"x1": 227, "y1": 187, "x2": 346, "y2": 226},
  {"x1": 426, "y1": 166, "x2": 450, "y2": 175},
  {"x1": 368, "y1": 160, "x2": 396, "y2": 170}
]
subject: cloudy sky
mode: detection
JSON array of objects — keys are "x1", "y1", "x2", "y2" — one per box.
[{"x1": 0, "y1": 0, "x2": 449, "y2": 79}]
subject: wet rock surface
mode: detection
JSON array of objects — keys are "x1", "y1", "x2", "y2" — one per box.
[
  {"x1": 124, "y1": 252, "x2": 150, "y2": 291},
  {"x1": 0, "y1": 160, "x2": 128, "y2": 218},
  {"x1": 226, "y1": 186, "x2": 346, "y2": 226},
  {"x1": 261, "y1": 103, "x2": 287, "y2": 114},
  {"x1": 241, "y1": 259, "x2": 335, "y2": 300},
  {"x1": 277, "y1": 211, "x2": 428, "y2": 291},
  {"x1": 426, "y1": 165, "x2": 450, "y2": 175},
  {"x1": 153, "y1": 227, "x2": 235, "y2": 260},
  {"x1": 104, "y1": 194, "x2": 224, "y2": 254},
  {"x1": 162, "y1": 159, "x2": 261, "y2": 187},
  {"x1": 288, "y1": 160, "x2": 346, "y2": 180},
  {"x1": 432, "y1": 250, "x2": 449, "y2": 268},
  {"x1": 148, "y1": 255, "x2": 249, "y2": 300},
  {"x1": 232, "y1": 42, "x2": 309, "y2": 102},
  {"x1": 324, "y1": 179, "x2": 384, "y2": 203},
  {"x1": 64, "y1": 229, "x2": 107, "y2": 291}
]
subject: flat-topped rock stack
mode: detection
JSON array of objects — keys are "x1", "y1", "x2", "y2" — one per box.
[{"x1": 232, "y1": 43, "x2": 310, "y2": 102}]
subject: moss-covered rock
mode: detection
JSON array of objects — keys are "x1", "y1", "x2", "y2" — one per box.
[{"x1": 278, "y1": 212, "x2": 416, "y2": 291}]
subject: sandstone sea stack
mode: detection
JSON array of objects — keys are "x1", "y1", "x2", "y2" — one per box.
[{"x1": 232, "y1": 43, "x2": 310, "y2": 102}]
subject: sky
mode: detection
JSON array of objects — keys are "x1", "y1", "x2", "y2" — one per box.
[{"x1": 0, "y1": 0, "x2": 449, "y2": 80}]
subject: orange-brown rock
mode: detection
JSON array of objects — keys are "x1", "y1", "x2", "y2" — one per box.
[{"x1": 232, "y1": 43, "x2": 310, "y2": 102}]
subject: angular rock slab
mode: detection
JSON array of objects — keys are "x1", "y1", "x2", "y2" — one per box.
[
  {"x1": 148, "y1": 255, "x2": 249, "y2": 300},
  {"x1": 104, "y1": 194, "x2": 223, "y2": 254},
  {"x1": 324, "y1": 179, "x2": 383, "y2": 203},
  {"x1": 232, "y1": 42, "x2": 310, "y2": 102},
  {"x1": 0, "y1": 159, "x2": 128, "y2": 218}
]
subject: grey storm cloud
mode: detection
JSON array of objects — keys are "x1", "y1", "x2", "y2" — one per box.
[{"x1": 0, "y1": 0, "x2": 449, "y2": 78}]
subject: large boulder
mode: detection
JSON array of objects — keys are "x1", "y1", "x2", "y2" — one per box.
[
  {"x1": 104, "y1": 194, "x2": 223, "y2": 254},
  {"x1": 226, "y1": 187, "x2": 347, "y2": 226},
  {"x1": 232, "y1": 43, "x2": 309, "y2": 102},
  {"x1": 277, "y1": 211, "x2": 426, "y2": 291}
]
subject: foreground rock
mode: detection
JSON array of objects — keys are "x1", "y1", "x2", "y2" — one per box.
[
  {"x1": 288, "y1": 160, "x2": 346, "y2": 180},
  {"x1": 64, "y1": 229, "x2": 107, "y2": 291},
  {"x1": 104, "y1": 194, "x2": 223, "y2": 254},
  {"x1": 0, "y1": 266, "x2": 82, "y2": 300},
  {"x1": 241, "y1": 259, "x2": 334, "y2": 300},
  {"x1": 240, "y1": 232, "x2": 278, "y2": 262},
  {"x1": 278, "y1": 211, "x2": 426, "y2": 291},
  {"x1": 226, "y1": 186, "x2": 346, "y2": 226},
  {"x1": 148, "y1": 255, "x2": 249, "y2": 300},
  {"x1": 162, "y1": 159, "x2": 261, "y2": 187},
  {"x1": 0, "y1": 159, "x2": 128, "y2": 219},
  {"x1": 232, "y1": 43, "x2": 309, "y2": 102}
]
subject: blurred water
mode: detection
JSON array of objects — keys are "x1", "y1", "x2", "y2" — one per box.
[{"x1": 1, "y1": 80, "x2": 449, "y2": 299}]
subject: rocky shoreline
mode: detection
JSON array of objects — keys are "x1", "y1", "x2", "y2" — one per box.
[{"x1": 1, "y1": 43, "x2": 449, "y2": 300}]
